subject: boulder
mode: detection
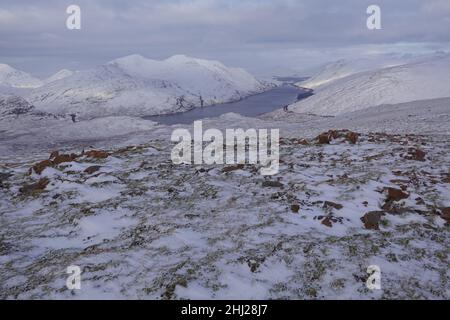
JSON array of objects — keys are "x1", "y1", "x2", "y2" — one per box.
[
  {"x1": 361, "y1": 211, "x2": 385, "y2": 230},
  {"x1": 321, "y1": 217, "x2": 333, "y2": 228},
  {"x1": 30, "y1": 159, "x2": 53, "y2": 175},
  {"x1": 53, "y1": 154, "x2": 77, "y2": 165},
  {"x1": 85, "y1": 150, "x2": 109, "y2": 159},
  {"x1": 291, "y1": 204, "x2": 300, "y2": 213},
  {"x1": 20, "y1": 178, "x2": 49, "y2": 195},
  {"x1": 84, "y1": 166, "x2": 102, "y2": 174},
  {"x1": 346, "y1": 131, "x2": 359, "y2": 144},
  {"x1": 406, "y1": 148, "x2": 426, "y2": 161},
  {"x1": 386, "y1": 187, "x2": 409, "y2": 201},
  {"x1": 440, "y1": 208, "x2": 450, "y2": 222},
  {"x1": 49, "y1": 151, "x2": 59, "y2": 159},
  {"x1": 317, "y1": 133, "x2": 331, "y2": 144}
]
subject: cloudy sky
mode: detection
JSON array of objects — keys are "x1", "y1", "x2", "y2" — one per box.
[{"x1": 1, "y1": 0, "x2": 450, "y2": 77}]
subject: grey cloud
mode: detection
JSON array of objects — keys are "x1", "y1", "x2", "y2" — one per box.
[{"x1": 0, "y1": 0, "x2": 449, "y2": 77}]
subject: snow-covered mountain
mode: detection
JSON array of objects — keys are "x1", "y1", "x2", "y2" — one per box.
[
  {"x1": 44, "y1": 69, "x2": 74, "y2": 84},
  {"x1": 29, "y1": 54, "x2": 271, "y2": 119},
  {"x1": 291, "y1": 53, "x2": 450, "y2": 116},
  {"x1": 297, "y1": 55, "x2": 418, "y2": 89},
  {"x1": 0, "y1": 93, "x2": 35, "y2": 116},
  {"x1": 0, "y1": 64, "x2": 42, "y2": 89}
]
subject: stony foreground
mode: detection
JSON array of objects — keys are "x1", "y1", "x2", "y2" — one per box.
[{"x1": 0, "y1": 130, "x2": 449, "y2": 299}]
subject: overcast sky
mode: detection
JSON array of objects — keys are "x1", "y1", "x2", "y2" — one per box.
[{"x1": 1, "y1": 0, "x2": 450, "y2": 77}]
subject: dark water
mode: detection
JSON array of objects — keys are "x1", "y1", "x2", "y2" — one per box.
[{"x1": 143, "y1": 85, "x2": 311, "y2": 125}]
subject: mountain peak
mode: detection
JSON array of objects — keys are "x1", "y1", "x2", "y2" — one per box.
[
  {"x1": 0, "y1": 63, "x2": 43, "y2": 88},
  {"x1": 109, "y1": 54, "x2": 148, "y2": 65},
  {"x1": 45, "y1": 69, "x2": 74, "y2": 84},
  {"x1": 0, "y1": 63, "x2": 16, "y2": 72}
]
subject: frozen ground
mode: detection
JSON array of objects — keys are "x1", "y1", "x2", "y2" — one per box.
[{"x1": 0, "y1": 96, "x2": 449, "y2": 299}]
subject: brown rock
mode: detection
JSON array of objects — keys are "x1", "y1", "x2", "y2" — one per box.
[
  {"x1": 222, "y1": 164, "x2": 245, "y2": 173},
  {"x1": 440, "y1": 208, "x2": 450, "y2": 222},
  {"x1": 30, "y1": 159, "x2": 53, "y2": 175},
  {"x1": 386, "y1": 187, "x2": 409, "y2": 201},
  {"x1": 53, "y1": 154, "x2": 76, "y2": 165},
  {"x1": 20, "y1": 178, "x2": 49, "y2": 195},
  {"x1": 291, "y1": 204, "x2": 300, "y2": 213},
  {"x1": 49, "y1": 151, "x2": 59, "y2": 159},
  {"x1": 361, "y1": 211, "x2": 384, "y2": 230},
  {"x1": 346, "y1": 131, "x2": 359, "y2": 144},
  {"x1": 317, "y1": 133, "x2": 331, "y2": 144},
  {"x1": 84, "y1": 166, "x2": 102, "y2": 174},
  {"x1": 321, "y1": 217, "x2": 333, "y2": 228},
  {"x1": 328, "y1": 130, "x2": 339, "y2": 139},
  {"x1": 85, "y1": 150, "x2": 109, "y2": 159},
  {"x1": 407, "y1": 148, "x2": 426, "y2": 161},
  {"x1": 323, "y1": 201, "x2": 343, "y2": 210}
]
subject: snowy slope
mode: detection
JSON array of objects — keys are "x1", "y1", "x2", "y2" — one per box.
[
  {"x1": 0, "y1": 64, "x2": 42, "y2": 88},
  {"x1": 291, "y1": 54, "x2": 450, "y2": 116},
  {"x1": 0, "y1": 123, "x2": 448, "y2": 299},
  {"x1": 44, "y1": 69, "x2": 74, "y2": 84},
  {"x1": 0, "y1": 93, "x2": 34, "y2": 116},
  {"x1": 29, "y1": 55, "x2": 271, "y2": 119},
  {"x1": 298, "y1": 57, "x2": 407, "y2": 89}
]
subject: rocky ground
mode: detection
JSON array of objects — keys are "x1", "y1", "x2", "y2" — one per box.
[{"x1": 0, "y1": 129, "x2": 448, "y2": 299}]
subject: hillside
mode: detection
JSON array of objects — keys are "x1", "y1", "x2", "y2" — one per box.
[
  {"x1": 29, "y1": 55, "x2": 271, "y2": 119},
  {"x1": 291, "y1": 54, "x2": 450, "y2": 116},
  {"x1": 0, "y1": 64, "x2": 42, "y2": 89}
]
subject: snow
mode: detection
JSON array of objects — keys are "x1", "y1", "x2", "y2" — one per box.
[
  {"x1": 44, "y1": 69, "x2": 74, "y2": 84},
  {"x1": 0, "y1": 63, "x2": 42, "y2": 88},
  {"x1": 291, "y1": 53, "x2": 450, "y2": 116},
  {"x1": 28, "y1": 54, "x2": 272, "y2": 119},
  {"x1": 0, "y1": 54, "x2": 449, "y2": 300},
  {"x1": 1, "y1": 127, "x2": 448, "y2": 299},
  {"x1": 298, "y1": 55, "x2": 411, "y2": 89}
]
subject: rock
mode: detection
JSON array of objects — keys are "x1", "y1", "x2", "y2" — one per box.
[
  {"x1": 440, "y1": 208, "x2": 450, "y2": 222},
  {"x1": 321, "y1": 217, "x2": 333, "y2": 228},
  {"x1": 0, "y1": 172, "x2": 12, "y2": 181},
  {"x1": 29, "y1": 159, "x2": 53, "y2": 175},
  {"x1": 346, "y1": 131, "x2": 359, "y2": 144},
  {"x1": 317, "y1": 133, "x2": 331, "y2": 144},
  {"x1": 407, "y1": 148, "x2": 426, "y2": 161},
  {"x1": 84, "y1": 166, "x2": 102, "y2": 174},
  {"x1": 53, "y1": 154, "x2": 76, "y2": 165},
  {"x1": 415, "y1": 197, "x2": 425, "y2": 205},
  {"x1": 262, "y1": 181, "x2": 284, "y2": 188},
  {"x1": 0, "y1": 172, "x2": 12, "y2": 189},
  {"x1": 49, "y1": 151, "x2": 59, "y2": 159},
  {"x1": 20, "y1": 178, "x2": 49, "y2": 195},
  {"x1": 291, "y1": 204, "x2": 300, "y2": 213},
  {"x1": 316, "y1": 130, "x2": 343, "y2": 144},
  {"x1": 386, "y1": 187, "x2": 409, "y2": 201},
  {"x1": 296, "y1": 139, "x2": 309, "y2": 146},
  {"x1": 323, "y1": 201, "x2": 343, "y2": 210},
  {"x1": 361, "y1": 211, "x2": 384, "y2": 230},
  {"x1": 222, "y1": 164, "x2": 245, "y2": 173},
  {"x1": 328, "y1": 130, "x2": 339, "y2": 139},
  {"x1": 85, "y1": 150, "x2": 109, "y2": 159}
]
